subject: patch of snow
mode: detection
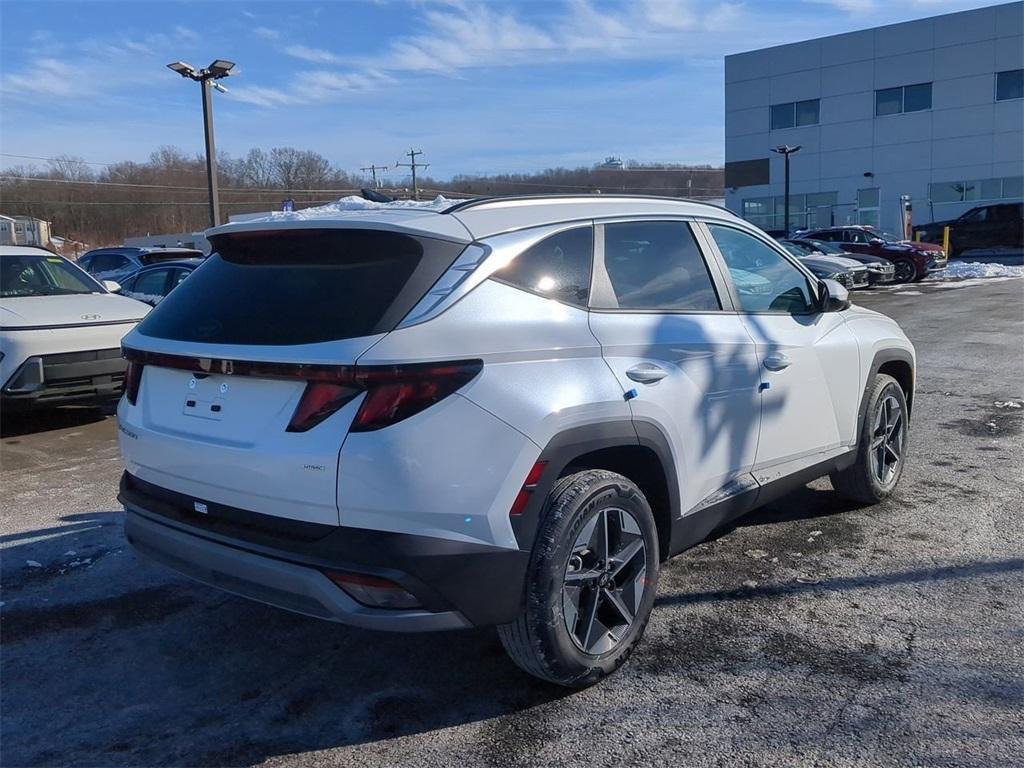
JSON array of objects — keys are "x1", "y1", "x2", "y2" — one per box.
[
  {"x1": 898, "y1": 290, "x2": 923, "y2": 295},
  {"x1": 995, "y1": 400, "x2": 1022, "y2": 409},
  {"x1": 25, "y1": 560, "x2": 42, "y2": 568},
  {"x1": 929, "y1": 261, "x2": 1024, "y2": 280},
  {"x1": 220, "y1": 195, "x2": 454, "y2": 227},
  {"x1": 123, "y1": 292, "x2": 164, "y2": 306}
]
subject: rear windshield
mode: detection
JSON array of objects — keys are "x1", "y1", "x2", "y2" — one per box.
[{"x1": 136, "y1": 229, "x2": 465, "y2": 345}]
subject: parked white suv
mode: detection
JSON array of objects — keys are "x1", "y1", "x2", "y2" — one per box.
[
  {"x1": 1, "y1": 246, "x2": 149, "y2": 406},
  {"x1": 117, "y1": 196, "x2": 914, "y2": 686}
]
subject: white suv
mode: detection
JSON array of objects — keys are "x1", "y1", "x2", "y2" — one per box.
[{"x1": 117, "y1": 196, "x2": 914, "y2": 686}]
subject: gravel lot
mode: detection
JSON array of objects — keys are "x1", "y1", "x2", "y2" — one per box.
[{"x1": 2, "y1": 278, "x2": 1022, "y2": 768}]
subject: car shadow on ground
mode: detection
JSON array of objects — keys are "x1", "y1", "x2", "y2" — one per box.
[
  {"x1": 2, "y1": 485, "x2": 1022, "y2": 767},
  {"x1": 0, "y1": 509, "x2": 575, "y2": 767},
  {"x1": 0, "y1": 402, "x2": 115, "y2": 438}
]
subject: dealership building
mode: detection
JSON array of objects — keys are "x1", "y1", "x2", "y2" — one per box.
[{"x1": 724, "y1": 1, "x2": 1024, "y2": 235}]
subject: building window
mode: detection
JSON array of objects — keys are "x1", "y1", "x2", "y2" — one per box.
[
  {"x1": 928, "y1": 176, "x2": 1024, "y2": 203},
  {"x1": 875, "y1": 83, "x2": 932, "y2": 116},
  {"x1": 770, "y1": 98, "x2": 820, "y2": 130},
  {"x1": 996, "y1": 69, "x2": 1023, "y2": 101},
  {"x1": 742, "y1": 191, "x2": 837, "y2": 230},
  {"x1": 857, "y1": 188, "x2": 880, "y2": 228}
]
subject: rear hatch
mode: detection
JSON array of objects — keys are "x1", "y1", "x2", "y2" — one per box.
[{"x1": 119, "y1": 228, "x2": 467, "y2": 525}]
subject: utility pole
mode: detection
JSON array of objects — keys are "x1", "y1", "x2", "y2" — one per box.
[
  {"x1": 360, "y1": 164, "x2": 389, "y2": 189},
  {"x1": 396, "y1": 149, "x2": 429, "y2": 200},
  {"x1": 771, "y1": 145, "x2": 802, "y2": 234},
  {"x1": 167, "y1": 59, "x2": 236, "y2": 227}
]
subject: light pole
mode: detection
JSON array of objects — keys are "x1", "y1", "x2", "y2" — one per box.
[
  {"x1": 167, "y1": 59, "x2": 236, "y2": 227},
  {"x1": 771, "y1": 144, "x2": 801, "y2": 234}
]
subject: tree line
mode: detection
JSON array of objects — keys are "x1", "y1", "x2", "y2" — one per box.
[{"x1": 0, "y1": 146, "x2": 724, "y2": 248}]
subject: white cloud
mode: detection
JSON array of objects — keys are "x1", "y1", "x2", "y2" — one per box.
[
  {"x1": 174, "y1": 25, "x2": 200, "y2": 42},
  {"x1": 254, "y1": 27, "x2": 280, "y2": 41},
  {"x1": 283, "y1": 44, "x2": 343, "y2": 64},
  {"x1": 1, "y1": 58, "x2": 82, "y2": 97}
]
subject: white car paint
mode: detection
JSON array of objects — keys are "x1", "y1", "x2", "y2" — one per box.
[{"x1": 115, "y1": 196, "x2": 915, "y2": 633}]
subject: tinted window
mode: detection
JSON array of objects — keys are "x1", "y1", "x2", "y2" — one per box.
[
  {"x1": 88, "y1": 253, "x2": 129, "y2": 274},
  {"x1": 601, "y1": 222, "x2": 719, "y2": 311},
  {"x1": 770, "y1": 103, "x2": 795, "y2": 130},
  {"x1": 133, "y1": 268, "x2": 172, "y2": 296},
  {"x1": 876, "y1": 87, "x2": 902, "y2": 116},
  {"x1": 795, "y1": 99, "x2": 820, "y2": 126},
  {"x1": 996, "y1": 69, "x2": 1023, "y2": 101},
  {"x1": 171, "y1": 268, "x2": 191, "y2": 287},
  {"x1": 494, "y1": 226, "x2": 592, "y2": 306},
  {"x1": 138, "y1": 229, "x2": 465, "y2": 345},
  {"x1": 904, "y1": 82, "x2": 931, "y2": 112},
  {"x1": 708, "y1": 225, "x2": 816, "y2": 314}
]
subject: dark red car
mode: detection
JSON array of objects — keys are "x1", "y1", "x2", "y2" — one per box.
[{"x1": 797, "y1": 225, "x2": 947, "y2": 283}]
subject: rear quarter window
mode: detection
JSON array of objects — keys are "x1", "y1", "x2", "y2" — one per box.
[{"x1": 136, "y1": 229, "x2": 465, "y2": 345}]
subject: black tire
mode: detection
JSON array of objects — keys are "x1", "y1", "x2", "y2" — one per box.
[
  {"x1": 498, "y1": 470, "x2": 659, "y2": 688},
  {"x1": 892, "y1": 257, "x2": 917, "y2": 284},
  {"x1": 830, "y1": 373, "x2": 909, "y2": 505}
]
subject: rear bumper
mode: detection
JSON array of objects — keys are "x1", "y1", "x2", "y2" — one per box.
[{"x1": 119, "y1": 472, "x2": 529, "y2": 631}]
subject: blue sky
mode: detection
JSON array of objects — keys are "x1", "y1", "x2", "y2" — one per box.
[{"x1": 0, "y1": 0, "x2": 1005, "y2": 179}]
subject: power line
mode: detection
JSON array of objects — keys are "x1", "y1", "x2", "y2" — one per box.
[
  {"x1": 0, "y1": 152, "x2": 117, "y2": 167},
  {"x1": 0, "y1": 175, "x2": 365, "y2": 195},
  {"x1": 0, "y1": 199, "x2": 341, "y2": 206},
  {"x1": 360, "y1": 164, "x2": 390, "y2": 188},
  {"x1": 395, "y1": 149, "x2": 429, "y2": 201}
]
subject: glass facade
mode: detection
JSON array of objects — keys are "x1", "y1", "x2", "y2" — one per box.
[{"x1": 928, "y1": 176, "x2": 1024, "y2": 203}]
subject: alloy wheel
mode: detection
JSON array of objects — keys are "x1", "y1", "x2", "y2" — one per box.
[
  {"x1": 893, "y1": 260, "x2": 916, "y2": 283},
  {"x1": 561, "y1": 507, "x2": 647, "y2": 655},
  {"x1": 870, "y1": 393, "x2": 904, "y2": 487}
]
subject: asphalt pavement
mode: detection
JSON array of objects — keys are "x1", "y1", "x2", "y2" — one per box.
[{"x1": 1, "y1": 277, "x2": 1021, "y2": 768}]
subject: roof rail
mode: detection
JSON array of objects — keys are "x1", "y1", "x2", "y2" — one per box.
[{"x1": 441, "y1": 193, "x2": 732, "y2": 216}]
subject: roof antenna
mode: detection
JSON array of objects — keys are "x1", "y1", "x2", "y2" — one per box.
[{"x1": 360, "y1": 188, "x2": 394, "y2": 203}]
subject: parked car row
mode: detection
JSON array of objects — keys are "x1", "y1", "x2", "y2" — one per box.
[
  {"x1": 913, "y1": 202, "x2": 1023, "y2": 258},
  {"x1": 792, "y1": 225, "x2": 947, "y2": 283}
]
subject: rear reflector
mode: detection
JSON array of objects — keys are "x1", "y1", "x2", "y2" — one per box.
[
  {"x1": 509, "y1": 460, "x2": 548, "y2": 516},
  {"x1": 323, "y1": 571, "x2": 422, "y2": 610}
]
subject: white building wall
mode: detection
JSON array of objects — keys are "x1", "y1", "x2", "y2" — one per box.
[{"x1": 725, "y1": 1, "x2": 1024, "y2": 234}]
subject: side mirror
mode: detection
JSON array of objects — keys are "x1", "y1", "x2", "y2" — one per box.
[
  {"x1": 819, "y1": 279, "x2": 851, "y2": 312},
  {"x1": 102, "y1": 280, "x2": 122, "y2": 293},
  {"x1": 869, "y1": 238, "x2": 885, "y2": 246}
]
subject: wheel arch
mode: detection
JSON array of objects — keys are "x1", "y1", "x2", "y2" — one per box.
[
  {"x1": 858, "y1": 348, "x2": 915, "y2": 435},
  {"x1": 512, "y1": 420, "x2": 680, "y2": 561}
]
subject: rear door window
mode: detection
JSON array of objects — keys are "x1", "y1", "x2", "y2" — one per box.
[
  {"x1": 599, "y1": 221, "x2": 719, "y2": 311},
  {"x1": 137, "y1": 229, "x2": 465, "y2": 345},
  {"x1": 492, "y1": 226, "x2": 593, "y2": 306}
]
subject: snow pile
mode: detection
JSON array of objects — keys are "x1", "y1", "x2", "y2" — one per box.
[
  {"x1": 225, "y1": 195, "x2": 454, "y2": 226},
  {"x1": 932, "y1": 261, "x2": 1024, "y2": 280}
]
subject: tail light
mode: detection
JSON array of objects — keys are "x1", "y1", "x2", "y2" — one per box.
[
  {"x1": 124, "y1": 360, "x2": 143, "y2": 405},
  {"x1": 121, "y1": 348, "x2": 481, "y2": 432},
  {"x1": 287, "y1": 382, "x2": 359, "y2": 432},
  {"x1": 350, "y1": 361, "x2": 482, "y2": 432}
]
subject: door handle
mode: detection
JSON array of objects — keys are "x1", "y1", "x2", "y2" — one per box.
[
  {"x1": 763, "y1": 353, "x2": 791, "y2": 372},
  {"x1": 626, "y1": 363, "x2": 668, "y2": 384}
]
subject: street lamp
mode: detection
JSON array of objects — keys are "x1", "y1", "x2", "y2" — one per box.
[
  {"x1": 167, "y1": 59, "x2": 237, "y2": 227},
  {"x1": 771, "y1": 144, "x2": 801, "y2": 235}
]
